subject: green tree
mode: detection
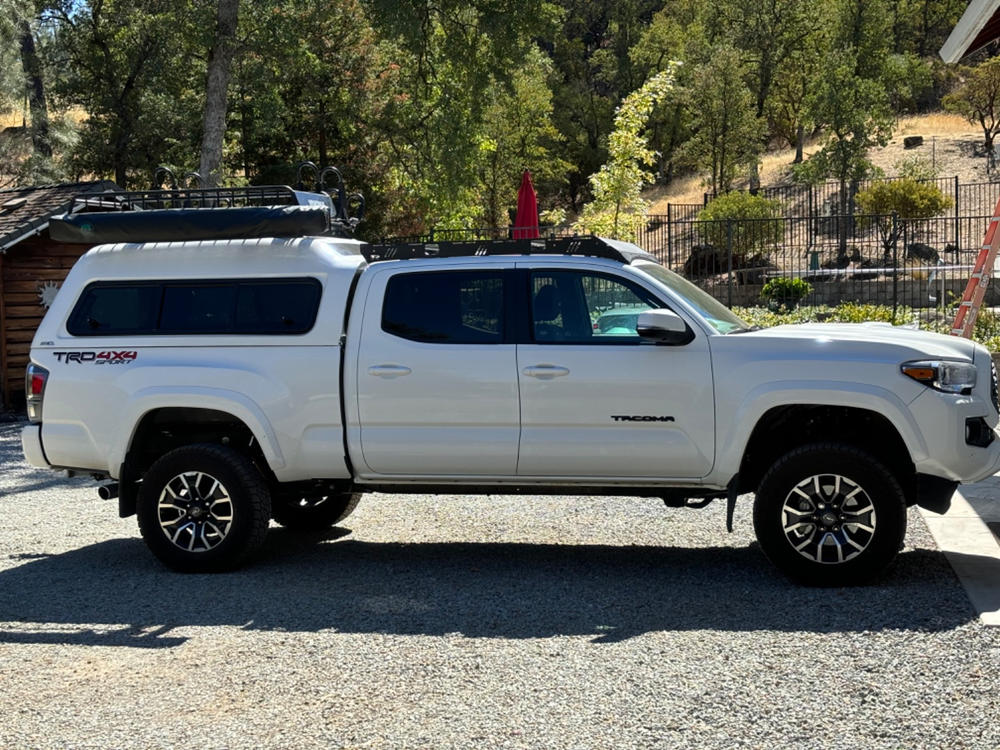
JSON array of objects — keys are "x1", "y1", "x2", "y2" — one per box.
[
  {"x1": 766, "y1": 40, "x2": 826, "y2": 163},
  {"x1": 855, "y1": 177, "x2": 952, "y2": 259},
  {"x1": 477, "y1": 48, "x2": 570, "y2": 232},
  {"x1": 629, "y1": 0, "x2": 705, "y2": 181},
  {"x1": 798, "y1": 52, "x2": 893, "y2": 261},
  {"x1": 708, "y1": 0, "x2": 820, "y2": 121},
  {"x1": 548, "y1": 0, "x2": 662, "y2": 209},
  {"x1": 682, "y1": 46, "x2": 765, "y2": 194},
  {"x1": 944, "y1": 57, "x2": 1000, "y2": 157},
  {"x1": 573, "y1": 67, "x2": 676, "y2": 240},
  {"x1": 47, "y1": 0, "x2": 203, "y2": 187},
  {"x1": 365, "y1": 0, "x2": 558, "y2": 229}
]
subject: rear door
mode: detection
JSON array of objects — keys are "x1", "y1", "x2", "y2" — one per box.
[
  {"x1": 354, "y1": 265, "x2": 520, "y2": 476},
  {"x1": 515, "y1": 265, "x2": 715, "y2": 479}
]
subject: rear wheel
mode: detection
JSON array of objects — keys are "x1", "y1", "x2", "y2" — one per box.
[
  {"x1": 271, "y1": 492, "x2": 361, "y2": 530},
  {"x1": 137, "y1": 443, "x2": 271, "y2": 573},
  {"x1": 753, "y1": 443, "x2": 907, "y2": 586}
]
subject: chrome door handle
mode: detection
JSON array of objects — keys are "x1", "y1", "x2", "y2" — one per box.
[
  {"x1": 523, "y1": 364, "x2": 570, "y2": 379},
  {"x1": 368, "y1": 364, "x2": 412, "y2": 378}
]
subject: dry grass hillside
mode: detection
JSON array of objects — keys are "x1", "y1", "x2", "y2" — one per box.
[{"x1": 647, "y1": 112, "x2": 989, "y2": 212}]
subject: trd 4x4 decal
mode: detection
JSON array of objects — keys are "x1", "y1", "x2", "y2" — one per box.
[{"x1": 54, "y1": 351, "x2": 138, "y2": 364}]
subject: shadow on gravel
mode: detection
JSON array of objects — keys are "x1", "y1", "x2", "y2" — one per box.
[{"x1": 0, "y1": 528, "x2": 975, "y2": 648}]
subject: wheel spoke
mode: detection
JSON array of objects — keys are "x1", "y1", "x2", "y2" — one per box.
[
  {"x1": 781, "y1": 473, "x2": 877, "y2": 566},
  {"x1": 158, "y1": 472, "x2": 232, "y2": 554}
]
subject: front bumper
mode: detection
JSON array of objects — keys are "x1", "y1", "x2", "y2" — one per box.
[{"x1": 21, "y1": 424, "x2": 49, "y2": 469}]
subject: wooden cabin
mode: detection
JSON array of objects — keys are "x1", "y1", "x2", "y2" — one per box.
[{"x1": 0, "y1": 181, "x2": 119, "y2": 408}]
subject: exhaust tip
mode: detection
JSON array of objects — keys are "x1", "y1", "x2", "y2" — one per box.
[{"x1": 97, "y1": 483, "x2": 119, "y2": 500}]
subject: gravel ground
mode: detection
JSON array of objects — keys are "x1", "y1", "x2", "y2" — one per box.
[{"x1": 1, "y1": 421, "x2": 999, "y2": 749}]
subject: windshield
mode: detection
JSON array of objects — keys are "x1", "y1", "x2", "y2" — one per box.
[{"x1": 633, "y1": 261, "x2": 752, "y2": 334}]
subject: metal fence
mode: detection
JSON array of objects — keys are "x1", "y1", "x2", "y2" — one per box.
[
  {"x1": 695, "y1": 177, "x2": 1000, "y2": 221},
  {"x1": 636, "y1": 212, "x2": 995, "y2": 325}
]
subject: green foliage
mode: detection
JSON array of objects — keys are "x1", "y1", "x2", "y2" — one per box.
[
  {"x1": 894, "y1": 155, "x2": 938, "y2": 181},
  {"x1": 944, "y1": 58, "x2": 1000, "y2": 156},
  {"x1": 682, "y1": 46, "x2": 764, "y2": 194},
  {"x1": 573, "y1": 67, "x2": 677, "y2": 240},
  {"x1": 855, "y1": 177, "x2": 952, "y2": 218},
  {"x1": 696, "y1": 192, "x2": 783, "y2": 258},
  {"x1": 0, "y1": 0, "x2": 977, "y2": 234},
  {"x1": 797, "y1": 52, "x2": 894, "y2": 188},
  {"x1": 855, "y1": 177, "x2": 951, "y2": 256},
  {"x1": 477, "y1": 48, "x2": 571, "y2": 232},
  {"x1": 761, "y1": 277, "x2": 812, "y2": 310}
]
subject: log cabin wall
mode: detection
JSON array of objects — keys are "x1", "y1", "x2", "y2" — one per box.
[{"x1": 1, "y1": 233, "x2": 91, "y2": 407}]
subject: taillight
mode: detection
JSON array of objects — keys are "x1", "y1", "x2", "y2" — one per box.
[{"x1": 25, "y1": 363, "x2": 48, "y2": 423}]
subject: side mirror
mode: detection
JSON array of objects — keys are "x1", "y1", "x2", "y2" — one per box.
[{"x1": 636, "y1": 308, "x2": 694, "y2": 345}]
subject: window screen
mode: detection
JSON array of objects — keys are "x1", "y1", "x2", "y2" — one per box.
[
  {"x1": 67, "y1": 278, "x2": 321, "y2": 336},
  {"x1": 382, "y1": 271, "x2": 503, "y2": 344}
]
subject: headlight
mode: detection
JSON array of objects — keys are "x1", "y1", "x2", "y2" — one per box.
[{"x1": 901, "y1": 360, "x2": 977, "y2": 395}]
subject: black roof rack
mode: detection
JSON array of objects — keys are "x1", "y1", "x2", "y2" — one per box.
[
  {"x1": 360, "y1": 236, "x2": 655, "y2": 264},
  {"x1": 74, "y1": 185, "x2": 302, "y2": 212}
]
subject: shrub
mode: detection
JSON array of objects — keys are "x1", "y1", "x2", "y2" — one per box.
[
  {"x1": 696, "y1": 192, "x2": 783, "y2": 260},
  {"x1": 760, "y1": 277, "x2": 812, "y2": 310},
  {"x1": 855, "y1": 177, "x2": 952, "y2": 219}
]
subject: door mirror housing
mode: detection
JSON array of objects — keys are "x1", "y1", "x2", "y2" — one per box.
[{"x1": 636, "y1": 309, "x2": 694, "y2": 345}]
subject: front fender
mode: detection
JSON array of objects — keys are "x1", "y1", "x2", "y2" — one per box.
[
  {"x1": 707, "y1": 380, "x2": 928, "y2": 487},
  {"x1": 108, "y1": 386, "x2": 286, "y2": 477}
]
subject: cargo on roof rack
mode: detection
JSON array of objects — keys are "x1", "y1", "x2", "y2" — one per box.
[
  {"x1": 49, "y1": 205, "x2": 333, "y2": 244},
  {"x1": 359, "y1": 235, "x2": 655, "y2": 265}
]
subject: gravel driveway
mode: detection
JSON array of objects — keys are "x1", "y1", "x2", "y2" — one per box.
[{"x1": 1, "y1": 420, "x2": 998, "y2": 749}]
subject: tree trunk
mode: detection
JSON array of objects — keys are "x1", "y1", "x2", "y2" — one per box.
[
  {"x1": 199, "y1": 0, "x2": 240, "y2": 188},
  {"x1": 18, "y1": 19, "x2": 51, "y2": 159},
  {"x1": 794, "y1": 123, "x2": 804, "y2": 164}
]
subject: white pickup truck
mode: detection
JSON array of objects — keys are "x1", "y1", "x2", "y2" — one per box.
[{"x1": 20, "y1": 233, "x2": 1000, "y2": 584}]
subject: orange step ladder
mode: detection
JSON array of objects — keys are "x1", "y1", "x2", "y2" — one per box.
[{"x1": 951, "y1": 196, "x2": 1000, "y2": 338}]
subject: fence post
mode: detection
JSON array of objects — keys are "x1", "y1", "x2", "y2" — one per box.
[
  {"x1": 726, "y1": 219, "x2": 734, "y2": 308},
  {"x1": 954, "y1": 175, "x2": 960, "y2": 252},
  {"x1": 667, "y1": 203, "x2": 673, "y2": 268},
  {"x1": 891, "y1": 212, "x2": 899, "y2": 324}
]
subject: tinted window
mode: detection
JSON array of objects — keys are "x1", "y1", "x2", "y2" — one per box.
[
  {"x1": 67, "y1": 278, "x2": 321, "y2": 336},
  {"x1": 236, "y1": 281, "x2": 322, "y2": 333},
  {"x1": 530, "y1": 271, "x2": 656, "y2": 343},
  {"x1": 383, "y1": 271, "x2": 503, "y2": 344},
  {"x1": 161, "y1": 284, "x2": 237, "y2": 333},
  {"x1": 67, "y1": 285, "x2": 161, "y2": 335}
]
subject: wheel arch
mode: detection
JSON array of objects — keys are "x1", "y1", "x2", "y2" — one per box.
[
  {"x1": 736, "y1": 404, "x2": 916, "y2": 499},
  {"x1": 112, "y1": 389, "x2": 285, "y2": 478}
]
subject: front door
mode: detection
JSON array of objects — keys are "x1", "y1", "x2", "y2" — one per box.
[
  {"x1": 356, "y1": 266, "x2": 519, "y2": 476},
  {"x1": 516, "y1": 267, "x2": 715, "y2": 479}
]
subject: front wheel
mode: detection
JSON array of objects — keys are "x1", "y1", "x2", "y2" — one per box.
[
  {"x1": 753, "y1": 443, "x2": 907, "y2": 586},
  {"x1": 136, "y1": 443, "x2": 271, "y2": 573}
]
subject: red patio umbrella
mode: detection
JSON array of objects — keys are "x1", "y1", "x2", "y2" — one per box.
[{"x1": 513, "y1": 170, "x2": 539, "y2": 239}]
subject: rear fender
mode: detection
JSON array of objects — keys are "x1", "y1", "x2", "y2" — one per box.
[{"x1": 110, "y1": 387, "x2": 285, "y2": 477}]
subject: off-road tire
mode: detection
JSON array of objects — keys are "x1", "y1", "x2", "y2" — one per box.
[
  {"x1": 271, "y1": 492, "x2": 361, "y2": 530},
  {"x1": 753, "y1": 442, "x2": 907, "y2": 586},
  {"x1": 137, "y1": 443, "x2": 271, "y2": 573}
]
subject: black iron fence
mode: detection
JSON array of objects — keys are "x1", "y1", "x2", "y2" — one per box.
[
  {"x1": 695, "y1": 176, "x2": 1000, "y2": 221},
  {"x1": 637, "y1": 212, "x2": 996, "y2": 326}
]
